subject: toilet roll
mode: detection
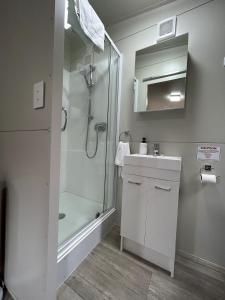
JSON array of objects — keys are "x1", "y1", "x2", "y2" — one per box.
[{"x1": 200, "y1": 173, "x2": 217, "y2": 184}]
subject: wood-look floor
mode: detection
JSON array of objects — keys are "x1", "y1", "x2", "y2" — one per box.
[
  {"x1": 58, "y1": 225, "x2": 225, "y2": 300},
  {"x1": 4, "y1": 291, "x2": 13, "y2": 300}
]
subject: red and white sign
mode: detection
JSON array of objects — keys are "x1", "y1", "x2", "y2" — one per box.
[{"x1": 197, "y1": 145, "x2": 221, "y2": 161}]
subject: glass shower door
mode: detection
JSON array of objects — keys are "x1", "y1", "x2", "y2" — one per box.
[{"x1": 58, "y1": 28, "x2": 119, "y2": 245}]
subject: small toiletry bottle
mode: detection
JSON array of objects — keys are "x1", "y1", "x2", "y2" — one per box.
[{"x1": 139, "y1": 137, "x2": 148, "y2": 155}]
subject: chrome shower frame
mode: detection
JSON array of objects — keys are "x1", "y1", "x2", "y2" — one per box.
[{"x1": 57, "y1": 30, "x2": 123, "y2": 287}]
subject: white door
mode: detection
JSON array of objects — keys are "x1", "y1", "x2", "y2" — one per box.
[
  {"x1": 121, "y1": 175, "x2": 146, "y2": 245},
  {"x1": 145, "y1": 178, "x2": 179, "y2": 258}
]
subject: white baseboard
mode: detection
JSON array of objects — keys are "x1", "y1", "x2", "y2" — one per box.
[
  {"x1": 177, "y1": 249, "x2": 225, "y2": 275},
  {"x1": 57, "y1": 208, "x2": 116, "y2": 287}
]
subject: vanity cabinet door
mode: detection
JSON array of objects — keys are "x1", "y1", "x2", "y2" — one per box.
[
  {"x1": 121, "y1": 175, "x2": 146, "y2": 246},
  {"x1": 145, "y1": 178, "x2": 179, "y2": 258}
]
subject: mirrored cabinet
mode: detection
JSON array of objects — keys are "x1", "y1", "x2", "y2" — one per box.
[{"x1": 134, "y1": 34, "x2": 189, "y2": 112}]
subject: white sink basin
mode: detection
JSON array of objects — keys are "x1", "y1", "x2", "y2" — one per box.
[{"x1": 124, "y1": 154, "x2": 181, "y2": 171}]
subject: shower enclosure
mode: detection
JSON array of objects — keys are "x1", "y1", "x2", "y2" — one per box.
[{"x1": 58, "y1": 23, "x2": 120, "y2": 246}]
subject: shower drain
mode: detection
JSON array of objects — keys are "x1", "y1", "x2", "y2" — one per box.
[
  {"x1": 95, "y1": 212, "x2": 101, "y2": 219},
  {"x1": 59, "y1": 213, "x2": 66, "y2": 220}
]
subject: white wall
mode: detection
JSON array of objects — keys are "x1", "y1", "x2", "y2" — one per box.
[
  {"x1": 0, "y1": 132, "x2": 51, "y2": 300},
  {"x1": 0, "y1": 0, "x2": 64, "y2": 299},
  {"x1": 108, "y1": 0, "x2": 225, "y2": 267}
]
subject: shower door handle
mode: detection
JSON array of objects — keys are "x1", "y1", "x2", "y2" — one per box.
[{"x1": 61, "y1": 107, "x2": 68, "y2": 132}]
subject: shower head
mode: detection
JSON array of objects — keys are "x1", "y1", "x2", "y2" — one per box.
[{"x1": 80, "y1": 64, "x2": 96, "y2": 88}]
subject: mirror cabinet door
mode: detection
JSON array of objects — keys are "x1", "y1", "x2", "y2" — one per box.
[{"x1": 134, "y1": 33, "x2": 189, "y2": 112}]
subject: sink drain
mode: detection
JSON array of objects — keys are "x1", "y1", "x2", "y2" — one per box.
[{"x1": 59, "y1": 213, "x2": 66, "y2": 220}]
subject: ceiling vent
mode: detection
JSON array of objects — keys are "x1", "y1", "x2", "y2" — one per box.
[{"x1": 157, "y1": 16, "x2": 177, "y2": 43}]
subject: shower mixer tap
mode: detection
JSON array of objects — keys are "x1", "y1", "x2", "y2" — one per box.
[{"x1": 95, "y1": 122, "x2": 107, "y2": 132}]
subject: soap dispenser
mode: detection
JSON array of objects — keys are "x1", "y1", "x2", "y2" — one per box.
[{"x1": 139, "y1": 137, "x2": 148, "y2": 155}]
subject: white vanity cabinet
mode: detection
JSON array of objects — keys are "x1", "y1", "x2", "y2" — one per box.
[
  {"x1": 120, "y1": 154, "x2": 182, "y2": 277},
  {"x1": 121, "y1": 175, "x2": 146, "y2": 246}
]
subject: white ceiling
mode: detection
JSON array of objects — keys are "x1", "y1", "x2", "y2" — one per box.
[{"x1": 89, "y1": 0, "x2": 176, "y2": 26}]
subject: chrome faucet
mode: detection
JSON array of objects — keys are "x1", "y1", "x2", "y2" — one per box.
[{"x1": 153, "y1": 143, "x2": 160, "y2": 156}]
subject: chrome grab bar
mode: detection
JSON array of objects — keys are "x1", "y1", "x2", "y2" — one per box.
[
  {"x1": 155, "y1": 185, "x2": 171, "y2": 192},
  {"x1": 128, "y1": 181, "x2": 142, "y2": 186},
  {"x1": 61, "y1": 107, "x2": 68, "y2": 132}
]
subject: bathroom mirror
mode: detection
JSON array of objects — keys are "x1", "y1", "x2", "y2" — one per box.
[{"x1": 134, "y1": 33, "x2": 189, "y2": 112}]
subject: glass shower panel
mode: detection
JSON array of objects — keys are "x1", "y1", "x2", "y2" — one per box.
[{"x1": 58, "y1": 28, "x2": 115, "y2": 245}]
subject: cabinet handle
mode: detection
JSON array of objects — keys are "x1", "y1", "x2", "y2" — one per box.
[
  {"x1": 128, "y1": 181, "x2": 142, "y2": 185},
  {"x1": 155, "y1": 185, "x2": 171, "y2": 192}
]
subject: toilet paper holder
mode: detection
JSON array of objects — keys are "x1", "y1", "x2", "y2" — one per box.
[
  {"x1": 201, "y1": 164, "x2": 213, "y2": 172},
  {"x1": 200, "y1": 165, "x2": 220, "y2": 180}
]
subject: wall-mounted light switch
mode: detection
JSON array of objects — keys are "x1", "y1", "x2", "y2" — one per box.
[{"x1": 33, "y1": 81, "x2": 45, "y2": 109}]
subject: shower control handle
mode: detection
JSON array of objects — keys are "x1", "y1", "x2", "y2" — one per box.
[{"x1": 95, "y1": 122, "x2": 107, "y2": 132}]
